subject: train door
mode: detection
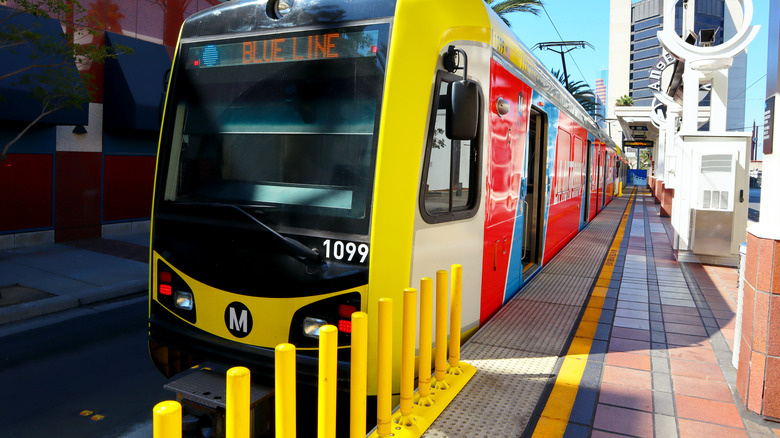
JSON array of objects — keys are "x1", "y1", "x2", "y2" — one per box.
[
  {"x1": 601, "y1": 148, "x2": 607, "y2": 208},
  {"x1": 479, "y1": 58, "x2": 530, "y2": 324},
  {"x1": 605, "y1": 152, "x2": 614, "y2": 205},
  {"x1": 582, "y1": 139, "x2": 592, "y2": 225},
  {"x1": 521, "y1": 106, "x2": 546, "y2": 275},
  {"x1": 594, "y1": 144, "x2": 603, "y2": 212},
  {"x1": 573, "y1": 135, "x2": 585, "y2": 227},
  {"x1": 589, "y1": 141, "x2": 599, "y2": 220}
]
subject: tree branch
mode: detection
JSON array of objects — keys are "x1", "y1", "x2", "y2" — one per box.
[
  {"x1": 0, "y1": 59, "x2": 72, "y2": 82},
  {"x1": 1, "y1": 102, "x2": 64, "y2": 162}
]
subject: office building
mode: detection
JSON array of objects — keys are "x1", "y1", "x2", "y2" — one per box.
[{"x1": 607, "y1": 0, "x2": 748, "y2": 142}]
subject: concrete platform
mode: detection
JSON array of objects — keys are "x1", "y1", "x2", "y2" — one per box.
[{"x1": 425, "y1": 187, "x2": 780, "y2": 438}]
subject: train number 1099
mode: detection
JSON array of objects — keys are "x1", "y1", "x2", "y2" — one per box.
[{"x1": 322, "y1": 239, "x2": 370, "y2": 264}]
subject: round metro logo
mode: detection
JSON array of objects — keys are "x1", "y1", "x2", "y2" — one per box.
[{"x1": 224, "y1": 302, "x2": 253, "y2": 338}]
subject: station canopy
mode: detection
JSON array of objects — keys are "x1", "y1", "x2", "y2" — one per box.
[{"x1": 0, "y1": 6, "x2": 88, "y2": 126}]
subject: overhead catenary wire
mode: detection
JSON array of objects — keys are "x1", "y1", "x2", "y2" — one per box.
[
  {"x1": 728, "y1": 74, "x2": 767, "y2": 102},
  {"x1": 727, "y1": 123, "x2": 764, "y2": 132},
  {"x1": 540, "y1": 4, "x2": 590, "y2": 87}
]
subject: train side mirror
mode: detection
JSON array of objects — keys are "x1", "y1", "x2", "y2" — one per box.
[{"x1": 446, "y1": 80, "x2": 479, "y2": 140}]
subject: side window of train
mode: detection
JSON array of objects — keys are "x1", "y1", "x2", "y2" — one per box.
[{"x1": 420, "y1": 71, "x2": 482, "y2": 224}]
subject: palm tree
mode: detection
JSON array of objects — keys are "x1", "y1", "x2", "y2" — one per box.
[
  {"x1": 550, "y1": 69, "x2": 599, "y2": 115},
  {"x1": 486, "y1": 0, "x2": 544, "y2": 26},
  {"x1": 615, "y1": 95, "x2": 634, "y2": 107}
]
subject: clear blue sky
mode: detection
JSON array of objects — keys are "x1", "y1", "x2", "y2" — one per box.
[{"x1": 506, "y1": 1, "x2": 770, "y2": 146}]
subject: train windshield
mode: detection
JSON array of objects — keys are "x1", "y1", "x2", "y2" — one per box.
[{"x1": 158, "y1": 25, "x2": 388, "y2": 236}]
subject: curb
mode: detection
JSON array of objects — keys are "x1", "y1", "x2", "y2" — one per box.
[
  {"x1": 0, "y1": 279, "x2": 148, "y2": 326},
  {"x1": 76, "y1": 279, "x2": 148, "y2": 305}
]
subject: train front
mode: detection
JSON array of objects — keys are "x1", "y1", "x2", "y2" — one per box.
[{"x1": 148, "y1": 0, "x2": 392, "y2": 386}]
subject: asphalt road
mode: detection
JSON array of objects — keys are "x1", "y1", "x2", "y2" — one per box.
[{"x1": 0, "y1": 297, "x2": 170, "y2": 438}]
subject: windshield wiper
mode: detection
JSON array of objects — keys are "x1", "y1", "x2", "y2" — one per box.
[{"x1": 170, "y1": 201, "x2": 325, "y2": 271}]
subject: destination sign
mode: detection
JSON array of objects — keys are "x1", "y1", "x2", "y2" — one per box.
[
  {"x1": 188, "y1": 29, "x2": 379, "y2": 68},
  {"x1": 623, "y1": 140, "x2": 654, "y2": 148}
]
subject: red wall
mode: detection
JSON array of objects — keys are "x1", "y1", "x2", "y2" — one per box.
[
  {"x1": 0, "y1": 154, "x2": 53, "y2": 232},
  {"x1": 77, "y1": 0, "x2": 223, "y2": 102},
  {"x1": 55, "y1": 151, "x2": 102, "y2": 241},
  {"x1": 103, "y1": 155, "x2": 156, "y2": 222}
]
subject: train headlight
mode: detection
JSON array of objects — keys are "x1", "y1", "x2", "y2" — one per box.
[
  {"x1": 174, "y1": 291, "x2": 194, "y2": 311},
  {"x1": 302, "y1": 317, "x2": 328, "y2": 339}
]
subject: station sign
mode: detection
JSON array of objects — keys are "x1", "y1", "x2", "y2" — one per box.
[
  {"x1": 623, "y1": 140, "x2": 654, "y2": 148},
  {"x1": 187, "y1": 28, "x2": 379, "y2": 69},
  {"x1": 648, "y1": 53, "x2": 678, "y2": 92}
]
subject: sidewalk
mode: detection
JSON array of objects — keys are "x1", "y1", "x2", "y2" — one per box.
[
  {"x1": 533, "y1": 188, "x2": 779, "y2": 438},
  {"x1": 0, "y1": 233, "x2": 149, "y2": 326}
]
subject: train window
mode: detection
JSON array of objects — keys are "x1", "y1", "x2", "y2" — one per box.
[
  {"x1": 554, "y1": 128, "x2": 571, "y2": 204},
  {"x1": 419, "y1": 71, "x2": 482, "y2": 223}
]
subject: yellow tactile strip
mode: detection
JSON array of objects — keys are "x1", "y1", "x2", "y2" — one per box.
[{"x1": 532, "y1": 190, "x2": 636, "y2": 436}]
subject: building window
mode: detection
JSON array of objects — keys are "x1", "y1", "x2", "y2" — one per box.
[
  {"x1": 633, "y1": 27, "x2": 661, "y2": 41},
  {"x1": 633, "y1": 38, "x2": 660, "y2": 51},
  {"x1": 632, "y1": 78, "x2": 650, "y2": 90},
  {"x1": 633, "y1": 16, "x2": 663, "y2": 32},
  {"x1": 633, "y1": 68, "x2": 652, "y2": 80},
  {"x1": 632, "y1": 58, "x2": 657, "y2": 70},
  {"x1": 633, "y1": 47, "x2": 662, "y2": 61}
]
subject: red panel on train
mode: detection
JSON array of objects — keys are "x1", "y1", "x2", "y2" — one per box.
[
  {"x1": 543, "y1": 113, "x2": 588, "y2": 264},
  {"x1": 480, "y1": 58, "x2": 530, "y2": 324}
]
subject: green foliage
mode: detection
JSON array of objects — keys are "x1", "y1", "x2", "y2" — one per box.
[
  {"x1": 615, "y1": 94, "x2": 634, "y2": 107},
  {"x1": 485, "y1": 0, "x2": 544, "y2": 27},
  {"x1": 549, "y1": 68, "x2": 599, "y2": 116},
  {"x1": 0, "y1": 0, "x2": 126, "y2": 160}
]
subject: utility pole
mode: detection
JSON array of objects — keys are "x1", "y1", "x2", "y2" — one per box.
[{"x1": 531, "y1": 41, "x2": 593, "y2": 92}]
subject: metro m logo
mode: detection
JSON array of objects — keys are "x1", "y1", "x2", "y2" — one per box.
[
  {"x1": 224, "y1": 302, "x2": 253, "y2": 338},
  {"x1": 230, "y1": 308, "x2": 248, "y2": 332}
]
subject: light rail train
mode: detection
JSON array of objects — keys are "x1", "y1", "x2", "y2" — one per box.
[{"x1": 147, "y1": 0, "x2": 627, "y2": 426}]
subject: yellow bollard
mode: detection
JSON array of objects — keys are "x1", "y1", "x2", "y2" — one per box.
[
  {"x1": 153, "y1": 400, "x2": 182, "y2": 438},
  {"x1": 276, "y1": 343, "x2": 296, "y2": 438},
  {"x1": 417, "y1": 278, "x2": 434, "y2": 406},
  {"x1": 350, "y1": 312, "x2": 368, "y2": 438},
  {"x1": 448, "y1": 264, "x2": 463, "y2": 375},
  {"x1": 318, "y1": 325, "x2": 338, "y2": 438},
  {"x1": 434, "y1": 270, "x2": 449, "y2": 390},
  {"x1": 226, "y1": 366, "x2": 251, "y2": 438},
  {"x1": 376, "y1": 298, "x2": 393, "y2": 438},
  {"x1": 399, "y1": 288, "x2": 417, "y2": 426}
]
